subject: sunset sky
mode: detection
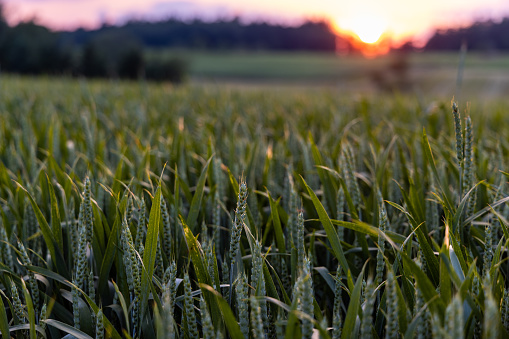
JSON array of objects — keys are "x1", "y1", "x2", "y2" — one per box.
[{"x1": 3, "y1": 0, "x2": 509, "y2": 43}]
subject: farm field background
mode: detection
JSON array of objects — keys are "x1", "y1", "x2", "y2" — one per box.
[
  {"x1": 1, "y1": 66, "x2": 509, "y2": 339},
  {"x1": 165, "y1": 51, "x2": 509, "y2": 102}
]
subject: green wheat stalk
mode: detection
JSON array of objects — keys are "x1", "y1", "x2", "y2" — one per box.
[{"x1": 183, "y1": 271, "x2": 199, "y2": 338}]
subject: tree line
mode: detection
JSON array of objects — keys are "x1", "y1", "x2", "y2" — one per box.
[
  {"x1": 0, "y1": 9, "x2": 508, "y2": 81},
  {"x1": 61, "y1": 18, "x2": 338, "y2": 51},
  {"x1": 424, "y1": 18, "x2": 509, "y2": 51},
  {"x1": 0, "y1": 14, "x2": 339, "y2": 82},
  {"x1": 0, "y1": 16, "x2": 187, "y2": 82}
]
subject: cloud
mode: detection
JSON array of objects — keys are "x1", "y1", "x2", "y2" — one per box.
[
  {"x1": 148, "y1": 1, "x2": 230, "y2": 20},
  {"x1": 114, "y1": 1, "x2": 234, "y2": 23},
  {"x1": 152, "y1": 1, "x2": 197, "y2": 10},
  {"x1": 12, "y1": 0, "x2": 87, "y2": 2}
]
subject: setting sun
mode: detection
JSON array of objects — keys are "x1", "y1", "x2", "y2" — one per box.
[
  {"x1": 332, "y1": 11, "x2": 391, "y2": 55},
  {"x1": 344, "y1": 13, "x2": 387, "y2": 44}
]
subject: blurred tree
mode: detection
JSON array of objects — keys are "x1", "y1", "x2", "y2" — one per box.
[
  {"x1": 81, "y1": 30, "x2": 142, "y2": 77},
  {"x1": 425, "y1": 18, "x2": 509, "y2": 51},
  {"x1": 0, "y1": 21, "x2": 71, "y2": 74},
  {"x1": 145, "y1": 57, "x2": 187, "y2": 83},
  {"x1": 118, "y1": 47, "x2": 144, "y2": 79},
  {"x1": 81, "y1": 42, "x2": 107, "y2": 78}
]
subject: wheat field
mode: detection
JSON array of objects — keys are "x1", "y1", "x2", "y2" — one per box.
[{"x1": 0, "y1": 75, "x2": 508, "y2": 338}]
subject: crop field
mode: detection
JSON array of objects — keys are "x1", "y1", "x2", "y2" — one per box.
[
  {"x1": 172, "y1": 51, "x2": 509, "y2": 102},
  {"x1": 1, "y1": 74, "x2": 509, "y2": 339}
]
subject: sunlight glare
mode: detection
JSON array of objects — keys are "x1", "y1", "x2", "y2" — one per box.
[{"x1": 342, "y1": 12, "x2": 387, "y2": 44}]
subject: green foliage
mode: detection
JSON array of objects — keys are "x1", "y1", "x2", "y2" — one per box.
[
  {"x1": 145, "y1": 57, "x2": 188, "y2": 83},
  {"x1": 1, "y1": 77, "x2": 509, "y2": 339},
  {"x1": 236, "y1": 272, "x2": 250, "y2": 339},
  {"x1": 0, "y1": 21, "x2": 72, "y2": 75}
]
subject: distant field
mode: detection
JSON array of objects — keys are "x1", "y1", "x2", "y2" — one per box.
[{"x1": 151, "y1": 50, "x2": 509, "y2": 101}]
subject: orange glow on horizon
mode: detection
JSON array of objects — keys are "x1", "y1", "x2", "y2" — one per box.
[
  {"x1": 331, "y1": 17, "x2": 392, "y2": 56},
  {"x1": 349, "y1": 33, "x2": 392, "y2": 57},
  {"x1": 330, "y1": 11, "x2": 396, "y2": 56}
]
